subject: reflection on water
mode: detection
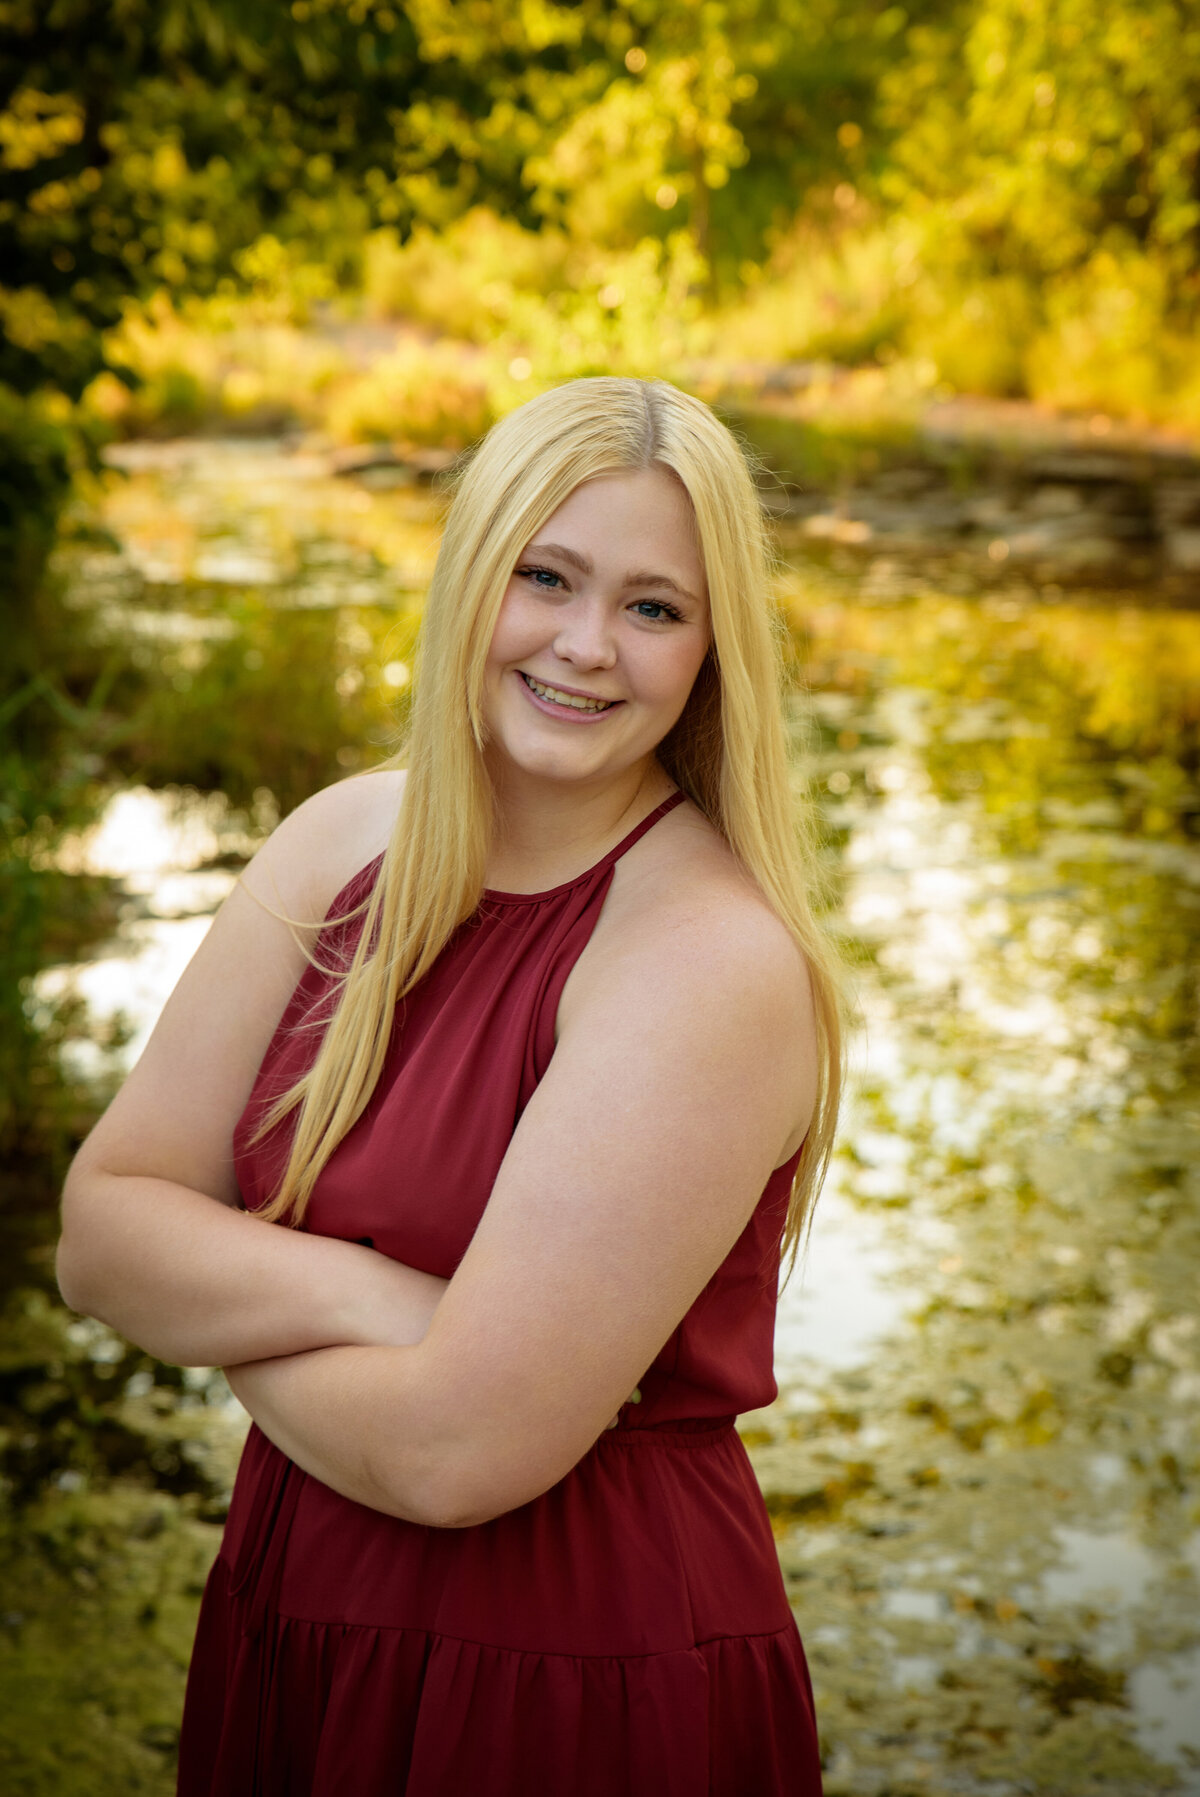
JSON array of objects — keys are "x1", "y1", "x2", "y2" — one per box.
[
  {"x1": 775, "y1": 1185, "x2": 911, "y2": 1374},
  {"x1": 10, "y1": 440, "x2": 1199, "y2": 1793},
  {"x1": 755, "y1": 565, "x2": 1200, "y2": 1791},
  {"x1": 100, "y1": 437, "x2": 441, "y2": 606},
  {"x1": 34, "y1": 789, "x2": 247, "y2": 1082}
]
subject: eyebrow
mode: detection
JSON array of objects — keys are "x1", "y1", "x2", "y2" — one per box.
[{"x1": 524, "y1": 542, "x2": 703, "y2": 607}]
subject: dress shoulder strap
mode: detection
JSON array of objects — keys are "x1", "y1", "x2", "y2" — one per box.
[{"x1": 596, "y1": 790, "x2": 685, "y2": 876}]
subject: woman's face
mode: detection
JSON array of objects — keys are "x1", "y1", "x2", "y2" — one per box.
[{"x1": 481, "y1": 466, "x2": 711, "y2": 793}]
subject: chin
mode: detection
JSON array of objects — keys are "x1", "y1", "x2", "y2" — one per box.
[
  {"x1": 512, "y1": 748, "x2": 619, "y2": 786},
  {"x1": 487, "y1": 712, "x2": 625, "y2": 780},
  {"x1": 495, "y1": 730, "x2": 637, "y2": 787}
]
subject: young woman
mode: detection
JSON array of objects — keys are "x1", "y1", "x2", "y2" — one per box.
[{"x1": 57, "y1": 378, "x2": 842, "y2": 1796}]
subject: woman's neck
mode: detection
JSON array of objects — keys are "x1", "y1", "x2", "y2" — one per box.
[{"x1": 482, "y1": 761, "x2": 675, "y2": 895}]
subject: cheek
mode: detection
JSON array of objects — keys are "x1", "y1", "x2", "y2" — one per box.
[
  {"x1": 649, "y1": 635, "x2": 710, "y2": 706},
  {"x1": 485, "y1": 586, "x2": 531, "y2": 669}
]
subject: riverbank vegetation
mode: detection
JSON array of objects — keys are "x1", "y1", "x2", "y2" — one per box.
[{"x1": 5, "y1": 1, "x2": 1200, "y2": 492}]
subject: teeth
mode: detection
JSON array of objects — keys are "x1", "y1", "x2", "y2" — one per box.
[{"x1": 523, "y1": 675, "x2": 613, "y2": 713}]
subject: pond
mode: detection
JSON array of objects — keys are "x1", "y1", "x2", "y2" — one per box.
[{"x1": 4, "y1": 438, "x2": 1198, "y2": 1794}]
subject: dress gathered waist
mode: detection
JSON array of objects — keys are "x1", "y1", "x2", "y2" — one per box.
[{"x1": 600, "y1": 1416, "x2": 737, "y2": 1446}]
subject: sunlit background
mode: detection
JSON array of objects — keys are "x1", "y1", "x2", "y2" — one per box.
[{"x1": 3, "y1": 3, "x2": 1199, "y2": 1792}]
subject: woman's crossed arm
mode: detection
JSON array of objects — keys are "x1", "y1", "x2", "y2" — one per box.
[{"x1": 225, "y1": 877, "x2": 816, "y2": 1529}]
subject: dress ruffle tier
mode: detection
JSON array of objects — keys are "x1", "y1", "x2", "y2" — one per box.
[{"x1": 181, "y1": 1424, "x2": 820, "y2": 1797}]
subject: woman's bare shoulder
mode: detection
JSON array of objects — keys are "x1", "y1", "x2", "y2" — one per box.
[
  {"x1": 558, "y1": 799, "x2": 817, "y2": 1163},
  {"x1": 580, "y1": 798, "x2": 812, "y2": 1004},
  {"x1": 243, "y1": 766, "x2": 407, "y2": 925},
  {"x1": 625, "y1": 800, "x2": 800, "y2": 938}
]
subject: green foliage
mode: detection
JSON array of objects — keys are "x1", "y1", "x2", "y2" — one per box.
[
  {"x1": 881, "y1": 0, "x2": 1200, "y2": 276},
  {"x1": 717, "y1": 367, "x2": 929, "y2": 490},
  {"x1": 1023, "y1": 247, "x2": 1200, "y2": 424},
  {"x1": 0, "y1": 642, "x2": 128, "y2": 1168},
  {"x1": 0, "y1": 0, "x2": 920, "y2": 404},
  {"x1": 4, "y1": 0, "x2": 1200, "y2": 448},
  {"x1": 520, "y1": 0, "x2": 906, "y2": 292},
  {"x1": 871, "y1": 0, "x2": 1200, "y2": 417},
  {"x1": 101, "y1": 219, "x2": 712, "y2": 439},
  {"x1": 327, "y1": 338, "x2": 494, "y2": 449},
  {"x1": 362, "y1": 211, "x2": 572, "y2": 342},
  {"x1": 0, "y1": 1487, "x2": 206, "y2": 1796},
  {"x1": 0, "y1": 0, "x2": 593, "y2": 404},
  {"x1": 715, "y1": 217, "x2": 913, "y2": 368},
  {"x1": 0, "y1": 386, "x2": 121, "y2": 1170},
  {"x1": 0, "y1": 1334, "x2": 239, "y2": 1797},
  {"x1": 0, "y1": 386, "x2": 75, "y2": 600},
  {"x1": 94, "y1": 291, "x2": 350, "y2": 437},
  {"x1": 487, "y1": 230, "x2": 709, "y2": 388},
  {"x1": 101, "y1": 598, "x2": 418, "y2": 817}
]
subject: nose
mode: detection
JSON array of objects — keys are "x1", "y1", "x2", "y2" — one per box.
[{"x1": 552, "y1": 595, "x2": 617, "y2": 670}]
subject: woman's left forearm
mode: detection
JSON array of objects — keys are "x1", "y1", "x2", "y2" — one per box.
[
  {"x1": 226, "y1": 1343, "x2": 632, "y2": 1528},
  {"x1": 225, "y1": 1344, "x2": 455, "y2": 1524}
]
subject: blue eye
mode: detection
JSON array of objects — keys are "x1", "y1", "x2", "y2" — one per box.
[
  {"x1": 632, "y1": 599, "x2": 682, "y2": 622},
  {"x1": 518, "y1": 566, "x2": 564, "y2": 588}
]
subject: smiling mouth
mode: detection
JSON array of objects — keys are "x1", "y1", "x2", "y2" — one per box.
[{"x1": 519, "y1": 672, "x2": 618, "y2": 714}]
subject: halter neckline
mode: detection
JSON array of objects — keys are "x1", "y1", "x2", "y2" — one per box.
[{"x1": 482, "y1": 790, "x2": 685, "y2": 906}]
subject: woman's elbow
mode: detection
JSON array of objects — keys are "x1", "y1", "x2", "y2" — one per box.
[
  {"x1": 54, "y1": 1221, "x2": 96, "y2": 1318},
  {"x1": 414, "y1": 1492, "x2": 496, "y2": 1531},
  {"x1": 55, "y1": 1160, "x2": 92, "y2": 1299},
  {"x1": 405, "y1": 1479, "x2": 522, "y2": 1532},
  {"x1": 372, "y1": 1452, "x2": 495, "y2": 1530},
  {"x1": 381, "y1": 1436, "x2": 573, "y2": 1531}
]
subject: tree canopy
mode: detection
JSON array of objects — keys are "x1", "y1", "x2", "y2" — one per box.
[{"x1": 2, "y1": 0, "x2": 1198, "y2": 425}]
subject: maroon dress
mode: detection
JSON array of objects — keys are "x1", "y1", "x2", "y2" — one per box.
[{"x1": 178, "y1": 794, "x2": 823, "y2": 1796}]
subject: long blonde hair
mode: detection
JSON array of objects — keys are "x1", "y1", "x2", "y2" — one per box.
[{"x1": 254, "y1": 377, "x2": 843, "y2": 1273}]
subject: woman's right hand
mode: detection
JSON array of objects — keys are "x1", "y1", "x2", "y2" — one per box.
[{"x1": 345, "y1": 1246, "x2": 449, "y2": 1350}]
